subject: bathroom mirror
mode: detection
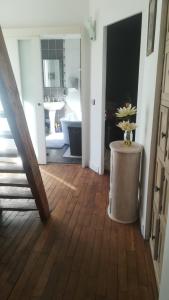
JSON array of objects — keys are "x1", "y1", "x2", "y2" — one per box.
[{"x1": 43, "y1": 59, "x2": 61, "y2": 87}]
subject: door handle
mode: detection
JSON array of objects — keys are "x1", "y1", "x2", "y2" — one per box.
[
  {"x1": 162, "y1": 132, "x2": 167, "y2": 138},
  {"x1": 154, "y1": 218, "x2": 160, "y2": 261},
  {"x1": 37, "y1": 103, "x2": 42, "y2": 106},
  {"x1": 154, "y1": 186, "x2": 160, "y2": 192}
]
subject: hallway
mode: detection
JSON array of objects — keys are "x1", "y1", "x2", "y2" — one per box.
[{"x1": 0, "y1": 164, "x2": 158, "y2": 300}]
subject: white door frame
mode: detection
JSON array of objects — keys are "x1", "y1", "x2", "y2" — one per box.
[
  {"x1": 100, "y1": 12, "x2": 144, "y2": 175},
  {"x1": 3, "y1": 26, "x2": 90, "y2": 167},
  {"x1": 18, "y1": 37, "x2": 47, "y2": 164}
]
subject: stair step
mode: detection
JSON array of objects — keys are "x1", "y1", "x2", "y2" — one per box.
[
  {"x1": 0, "y1": 208, "x2": 37, "y2": 211},
  {"x1": 0, "y1": 174, "x2": 29, "y2": 187},
  {"x1": 0, "y1": 186, "x2": 33, "y2": 199},
  {"x1": 0, "y1": 199, "x2": 37, "y2": 211},
  {"x1": 0, "y1": 131, "x2": 12, "y2": 139},
  {"x1": 0, "y1": 139, "x2": 18, "y2": 157},
  {"x1": 0, "y1": 118, "x2": 10, "y2": 130},
  {"x1": 0, "y1": 149, "x2": 18, "y2": 157},
  {"x1": 0, "y1": 157, "x2": 22, "y2": 163},
  {"x1": 0, "y1": 162, "x2": 24, "y2": 173}
]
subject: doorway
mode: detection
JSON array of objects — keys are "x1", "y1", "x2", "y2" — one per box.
[
  {"x1": 41, "y1": 38, "x2": 82, "y2": 164},
  {"x1": 104, "y1": 13, "x2": 142, "y2": 171},
  {"x1": 18, "y1": 35, "x2": 82, "y2": 165}
]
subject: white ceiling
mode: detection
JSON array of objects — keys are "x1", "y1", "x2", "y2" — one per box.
[{"x1": 0, "y1": 0, "x2": 89, "y2": 28}]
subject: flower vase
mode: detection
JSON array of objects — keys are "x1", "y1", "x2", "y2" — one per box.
[{"x1": 124, "y1": 130, "x2": 133, "y2": 146}]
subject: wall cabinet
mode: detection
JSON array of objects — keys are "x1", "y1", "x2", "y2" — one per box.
[
  {"x1": 162, "y1": 42, "x2": 169, "y2": 106},
  {"x1": 161, "y1": 171, "x2": 169, "y2": 223},
  {"x1": 150, "y1": 105, "x2": 169, "y2": 284},
  {"x1": 150, "y1": 4, "x2": 169, "y2": 287},
  {"x1": 157, "y1": 105, "x2": 168, "y2": 162},
  {"x1": 151, "y1": 206, "x2": 160, "y2": 260},
  {"x1": 151, "y1": 108, "x2": 169, "y2": 285},
  {"x1": 153, "y1": 158, "x2": 164, "y2": 213},
  {"x1": 151, "y1": 160, "x2": 167, "y2": 285},
  {"x1": 166, "y1": 7, "x2": 169, "y2": 41}
]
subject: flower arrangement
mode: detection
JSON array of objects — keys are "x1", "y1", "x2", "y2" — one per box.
[
  {"x1": 116, "y1": 104, "x2": 137, "y2": 118},
  {"x1": 117, "y1": 120, "x2": 137, "y2": 131},
  {"x1": 116, "y1": 104, "x2": 137, "y2": 145}
]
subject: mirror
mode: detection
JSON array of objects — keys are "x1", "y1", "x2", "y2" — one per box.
[{"x1": 43, "y1": 59, "x2": 61, "y2": 88}]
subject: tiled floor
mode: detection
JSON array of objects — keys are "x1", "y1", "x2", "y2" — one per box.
[{"x1": 46, "y1": 146, "x2": 82, "y2": 164}]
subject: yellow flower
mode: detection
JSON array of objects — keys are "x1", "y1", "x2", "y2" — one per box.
[
  {"x1": 117, "y1": 121, "x2": 137, "y2": 131},
  {"x1": 115, "y1": 104, "x2": 137, "y2": 118}
]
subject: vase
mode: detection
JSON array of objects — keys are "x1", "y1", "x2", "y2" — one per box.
[{"x1": 124, "y1": 130, "x2": 133, "y2": 145}]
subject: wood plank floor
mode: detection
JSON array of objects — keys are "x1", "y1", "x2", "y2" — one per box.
[{"x1": 0, "y1": 164, "x2": 158, "y2": 300}]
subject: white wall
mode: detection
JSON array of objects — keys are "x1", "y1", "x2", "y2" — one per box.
[
  {"x1": 65, "y1": 39, "x2": 81, "y2": 88},
  {"x1": 4, "y1": 38, "x2": 22, "y2": 98},
  {"x1": 65, "y1": 39, "x2": 82, "y2": 120},
  {"x1": 0, "y1": 0, "x2": 89, "y2": 28},
  {"x1": 89, "y1": 0, "x2": 165, "y2": 239}
]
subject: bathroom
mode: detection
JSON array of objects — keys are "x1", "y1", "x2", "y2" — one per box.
[{"x1": 41, "y1": 38, "x2": 82, "y2": 164}]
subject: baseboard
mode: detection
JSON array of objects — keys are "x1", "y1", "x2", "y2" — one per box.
[{"x1": 89, "y1": 161, "x2": 99, "y2": 173}]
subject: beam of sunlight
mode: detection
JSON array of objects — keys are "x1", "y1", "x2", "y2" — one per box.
[
  {"x1": 41, "y1": 169, "x2": 77, "y2": 191},
  {"x1": 0, "y1": 118, "x2": 10, "y2": 133},
  {"x1": 0, "y1": 100, "x2": 3, "y2": 112},
  {"x1": 0, "y1": 137, "x2": 10, "y2": 150},
  {"x1": 15, "y1": 157, "x2": 22, "y2": 165},
  {"x1": 24, "y1": 101, "x2": 38, "y2": 157}
]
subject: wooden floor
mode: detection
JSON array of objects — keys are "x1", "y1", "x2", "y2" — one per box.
[{"x1": 0, "y1": 164, "x2": 158, "y2": 300}]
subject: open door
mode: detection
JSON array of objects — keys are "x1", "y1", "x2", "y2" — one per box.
[{"x1": 18, "y1": 37, "x2": 46, "y2": 164}]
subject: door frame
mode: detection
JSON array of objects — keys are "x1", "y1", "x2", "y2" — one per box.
[
  {"x1": 3, "y1": 26, "x2": 90, "y2": 168},
  {"x1": 18, "y1": 37, "x2": 47, "y2": 165},
  {"x1": 100, "y1": 12, "x2": 144, "y2": 175}
]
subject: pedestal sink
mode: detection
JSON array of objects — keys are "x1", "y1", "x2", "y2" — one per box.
[{"x1": 44, "y1": 101, "x2": 65, "y2": 134}]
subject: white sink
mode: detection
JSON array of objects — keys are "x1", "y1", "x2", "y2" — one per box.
[
  {"x1": 44, "y1": 101, "x2": 65, "y2": 134},
  {"x1": 44, "y1": 101, "x2": 65, "y2": 111}
]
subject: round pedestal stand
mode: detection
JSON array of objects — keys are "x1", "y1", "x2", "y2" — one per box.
[{"x1": 108, "y1": 141, "x2": 143, "y2": 224}]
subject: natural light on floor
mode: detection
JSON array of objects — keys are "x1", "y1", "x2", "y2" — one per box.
[{"x1": 42, "y1": 169, "x2": 77, "y2": 191}]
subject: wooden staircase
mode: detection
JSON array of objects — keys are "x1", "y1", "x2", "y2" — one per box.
[{"x1": 0, "y1": 28, "x2": 50, "y2": 221}]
